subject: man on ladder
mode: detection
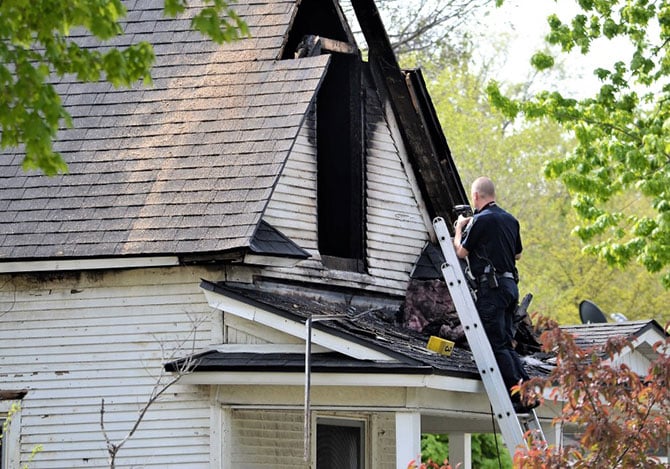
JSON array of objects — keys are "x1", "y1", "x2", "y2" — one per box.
[{"x1": 453, "y1": 176, "x2": 538, "y2": 414}]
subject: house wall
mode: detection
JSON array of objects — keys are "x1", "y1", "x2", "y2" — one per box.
[
  {"x1": 0, "y1": 266, "x2": 222, "y2": 468},
  {"x1": 263, "y1": 82, "x2": 430, "y2": 296},
  {"x1": 225, "y1": 408, "x2": 396, "y2": 469}
]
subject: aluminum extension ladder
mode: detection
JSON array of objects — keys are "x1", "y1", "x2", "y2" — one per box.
[{"x1": 432, "y1": 217, "x2": 546, "y2": 456}]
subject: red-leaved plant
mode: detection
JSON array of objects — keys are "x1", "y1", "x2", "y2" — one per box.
[
  {"x1": 513, "y1": 317, "x2": 670, "y2": 468},
  {"x1": 407, "y1": 459, "x2": 459, "y2": 469}
]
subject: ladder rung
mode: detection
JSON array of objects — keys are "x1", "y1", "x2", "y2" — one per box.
[{"x1": 432, "y1": 217, "x2": 546, "y2": 456}]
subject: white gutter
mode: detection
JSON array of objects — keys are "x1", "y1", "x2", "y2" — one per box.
[
  {"x1": 0, "y1": 256, "x2": 180, "y2": 273},
  {"x1": 179, "y1": 370, "x2": 484, "y2": 393}
]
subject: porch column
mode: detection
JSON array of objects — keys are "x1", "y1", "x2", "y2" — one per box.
[
  {"x1": 395, "y1": 411, "x2": 421, "y2": 469},
  {"x1": 447, "y1": 432, "x2": 471, "y2": 469},
  {"x1": 549, "y1": 420, "x2": 562, "y2": 447}
]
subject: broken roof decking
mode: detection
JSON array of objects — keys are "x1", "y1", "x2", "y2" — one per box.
[
  {"x1": 0, "y1": 0, "x2": 329, "y2": 261},
  {"x1": 200, "y1": 278, "x2": 483, "y2": 379},
  {"x1": 192, "y1": 281, "x2": 667, "y2": 383}
]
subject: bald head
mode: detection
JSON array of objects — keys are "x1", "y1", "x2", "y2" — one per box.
[{"x1": 471, "y1": 177, "x2": 496, "y2": 209}]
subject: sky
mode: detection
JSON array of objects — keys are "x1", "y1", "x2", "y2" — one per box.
[
  {"x1": 343, "y1": 0, "x2": 637, "y2": 99},
  {"x1": 344, "y1": 0, "x2": 623, "y2": 98},
  {"x1": 473, "y1": 0, "x2": 631, "y2": 98}
]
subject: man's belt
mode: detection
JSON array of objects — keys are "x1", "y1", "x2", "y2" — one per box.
[{"x1": 478, "y1": 271, "x2": 515, "y2": 283}]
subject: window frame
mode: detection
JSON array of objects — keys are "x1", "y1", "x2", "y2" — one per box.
[
  {"x1": 0, "y1": 400, "x2": 21, "y2": 469},
  {"x1": 315, "y1": 53, "x2": 367, "y2": 273},
  {"x1": 316, "y1": 416, "x2": 367, "y2": 469}
]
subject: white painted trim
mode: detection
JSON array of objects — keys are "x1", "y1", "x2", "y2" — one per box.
[
  {"x1": 180, "y1": 370, "x2": 483, "y2": 393},
  {"x1": 631, "y1": 327, "x2": 666, "y2": 351},
  {"x1": 220, "y1": 406, "x2": 232, "y2": 469},
  {"x1": 213, "y1": 344, "x2": 329, "y2": 354},
  {"x1": 448, "y1": 432, "x2": 472, "y2": 469},
  {"x1": 209, "y1": 389, "x2": 223, "y2": 469},
  {"x1": 370, "y1": 413, "x2": 382, "y2": 469},
  {"x1": 395, "y1": 412, "x2": 421, "y2": 469},
  {"x1": 609, "y1": 326, "x2": 666, "y2": 371},
  {"x1": 0, "y1": 256, "x2": 180, "y2": 273},
  {"x1": 243, "y1": 254, "x2": 304, "y2": 267},
  {"x1": 203, "y1": 288, "x2": 396, "y2": 361}
]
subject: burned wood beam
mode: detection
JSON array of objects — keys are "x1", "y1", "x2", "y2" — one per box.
[
  {"x1": 0, "y1": 390, "x2": 28, "y2": 400},
  {"x1": 319, "y1": 37, "x2": 358, "y2": 55},
  {"x1": 294, "y1": 35, "x2": 358, "y2": 58},
  {"x1": 350, "y1": 0, "x2": 469, "y2": 225}
]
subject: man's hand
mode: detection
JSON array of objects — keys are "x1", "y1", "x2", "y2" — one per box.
[
  {"x1": 453, "y1": 215, "x2": 472, "y2": 259},
  {"x1": 455, "y1": 215, "x2": 472, "y2": 231}
]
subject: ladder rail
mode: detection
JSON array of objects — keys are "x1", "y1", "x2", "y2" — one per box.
[{"x1": 433, "y1": 217, "x2": 544, "y2": 456}]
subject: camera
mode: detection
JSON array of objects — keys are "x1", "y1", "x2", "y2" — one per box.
[{"x1": 453, "y1": 204, "x2": 473, "y2": 218}]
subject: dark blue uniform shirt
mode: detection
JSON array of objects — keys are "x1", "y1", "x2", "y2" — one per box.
[{"x1": 461, "y1": 202, "x2": 522, "y2": 277}]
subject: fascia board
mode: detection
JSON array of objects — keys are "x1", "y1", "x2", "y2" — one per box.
[
  {"x1": 202, "y1": 288, "x2": 396, "y2": 361},
  {"x1": 0, "y1": 256, "x2": 180, "y2": 273},
  {"x1": 180, "y1": 370, "x2": 483, "y2": 393},
  {"x1": 631, "y1": 328, "x2": 666, "y2": 352},
  {"x1": 610, "y1": 327, "x2": 666, "y2": 367}
]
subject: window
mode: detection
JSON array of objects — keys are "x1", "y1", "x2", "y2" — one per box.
[
  {"x1": 280, "y1": 0, "x2": 366, "y2": 272},
  {"x1": 0, "y1": 399, "x2": 22, "y2": 469},
  {"x1": 317, "y1": 418, "x2": 365, "y2": 469},
  {"x1": 316, "y1": 54, "x2": 366, "y2": 273}
]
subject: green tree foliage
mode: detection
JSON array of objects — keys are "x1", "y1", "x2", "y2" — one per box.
[
  {"x1": 487, "y1": 0, "x2": 670, "y2": 287},
  {"x1": 407, "y1": 56, "x2": 670, "y2": 325},
  {"x1": 421, "y1": 433, "x2": 450, "y2": 464},
  {"x1": 515, "y1": 317, "x2": 670, "y2": 467},
  {"x1": 0, "y1": 0, "x2": 247, "y2": 175},
  {"x1": 419, "y1": 433, "x2": 512, "y2": 468}
]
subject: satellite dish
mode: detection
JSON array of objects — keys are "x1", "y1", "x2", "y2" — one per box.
[
  {"x1": 610, "y1": 312, "x2": 628, "y2": 323},
  {"x1": 579, "y1": 300, "x2": 608, "y2": 324}
]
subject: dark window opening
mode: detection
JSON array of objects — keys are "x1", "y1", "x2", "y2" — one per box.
[
  {"x1": 281, "y1": 0, "x2": 366, "y2": 272},
  {"x1": 280, "y1": 0, "x2": 353, "y2": 60},
  {"x1": 317, "y1": 419, "x2": 365, "y2": 469},
  {"x1": 316, "y1": 54, "x2": 366, "y2": 272}
]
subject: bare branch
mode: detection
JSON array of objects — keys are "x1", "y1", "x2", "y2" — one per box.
[{"x1": 99, "y1": 314, "x2": 205, "y2": 468}]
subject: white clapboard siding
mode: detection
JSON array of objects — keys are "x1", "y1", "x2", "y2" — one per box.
[
  {"x1": 264, "y1": 107, "x2": 319, "y2": 252},
  {"x1": 263, "y1": 88, "x2": 429, "y2": 295},
  {"x1": 224, "y1": 313, "x2": 301, "y2": 345},
  {"x1": 0, "y1": 267, "x2": 215, "y2": 468},
  {"x1": 230, "y1": 409, "x2": 307, "y2": 468},
  {"x1": 363, "y1": 87, "x2": 430, "y2": 284}
]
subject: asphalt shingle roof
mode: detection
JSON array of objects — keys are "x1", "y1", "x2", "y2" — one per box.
[
  {"x1": 194, "y1": 281, "x2": 666, "y2": 380},
  {"x1": 560, "y1": 320, "x2": 666, "y2": 349},
  {"x1": 0, "y1": 0, "x2": 330, "y2": 261},
  {"x1": 199, "y1": 279, "x2": 483, "y2": 379}
]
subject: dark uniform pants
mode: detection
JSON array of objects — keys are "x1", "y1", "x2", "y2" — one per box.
[{"x1": 475, "y1": 277, "x2": 530, "y2": 397}]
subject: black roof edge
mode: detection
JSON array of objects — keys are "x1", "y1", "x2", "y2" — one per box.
[
  {"x1": 634, "y1": 319, "x2": 668, "y2": 338},
  {"x1": 164, "y1": 350, "x2": 433, "y2": 374},
  {"x1": 199, "y1": 279, "x2": 426, "y2": 366},
  {"x1": 248, "y1": 220, "x2": 311, "y2": 259},
  {"x1": 164, "y1": 350, "x2": 480, "y2": 380},
  {"x1": 404, "y1": 68, "x2": 469, "y2": 224}
]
